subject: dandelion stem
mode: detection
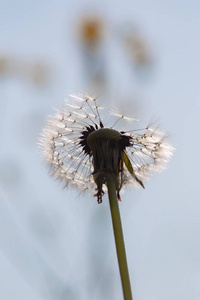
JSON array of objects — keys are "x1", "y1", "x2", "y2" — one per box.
[{"x1": 106, "y1": 174, "x2": 133, "y2": 300}]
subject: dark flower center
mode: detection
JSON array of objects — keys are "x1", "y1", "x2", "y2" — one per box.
[{"x1": 79, "y1": 126, "x2": 132, "y2": 203}]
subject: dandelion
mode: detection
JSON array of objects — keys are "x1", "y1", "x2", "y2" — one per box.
[
  {"x1": 39, "y1": 94, "x2": 173, "y2": 300},
  {"x1": 40, "y1": 94, "x2": 173, "y2": 203}
]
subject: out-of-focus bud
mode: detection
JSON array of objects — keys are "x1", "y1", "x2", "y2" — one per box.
[{"x1": 77, "y1": 15, "x2": 105, "y2": 54}]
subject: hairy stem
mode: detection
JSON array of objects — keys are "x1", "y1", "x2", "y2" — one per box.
[{"x1": 106, "y1": 174, "x2": 133, "y2": 300}]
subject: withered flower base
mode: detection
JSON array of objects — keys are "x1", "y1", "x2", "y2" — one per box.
[{"x1": 82, "y1": 127, "x2": 143, "y2": 203}]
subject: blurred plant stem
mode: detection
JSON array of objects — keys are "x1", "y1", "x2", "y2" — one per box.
[{"x1": 106, "y1": 174, "x2": 133, "y2": 300}]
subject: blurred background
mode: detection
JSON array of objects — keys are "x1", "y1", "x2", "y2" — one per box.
[{"x1": 0, "y1": 1, "x2": 200, "y2": 299}]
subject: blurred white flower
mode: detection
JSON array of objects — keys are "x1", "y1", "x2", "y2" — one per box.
[{"x1": 39, "y1": 94, "x2": 173, "y2": 203}]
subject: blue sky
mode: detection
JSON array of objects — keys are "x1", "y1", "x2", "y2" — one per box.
[{"x1": 0, "y1": 1, "x2": 200, "y2": 299}]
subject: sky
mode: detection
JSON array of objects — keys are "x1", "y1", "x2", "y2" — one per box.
[{"x1": 0, "y1": 1, "x2": 200, "y2": 299}]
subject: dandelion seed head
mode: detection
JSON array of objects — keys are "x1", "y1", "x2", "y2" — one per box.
[{"x1": 39, "y1": 94, "x2": 174, "y2": 203}]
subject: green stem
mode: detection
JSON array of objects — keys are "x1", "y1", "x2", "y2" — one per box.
[{"x1": 106, "y1": 174, "x2": 133, "y2": 300}]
